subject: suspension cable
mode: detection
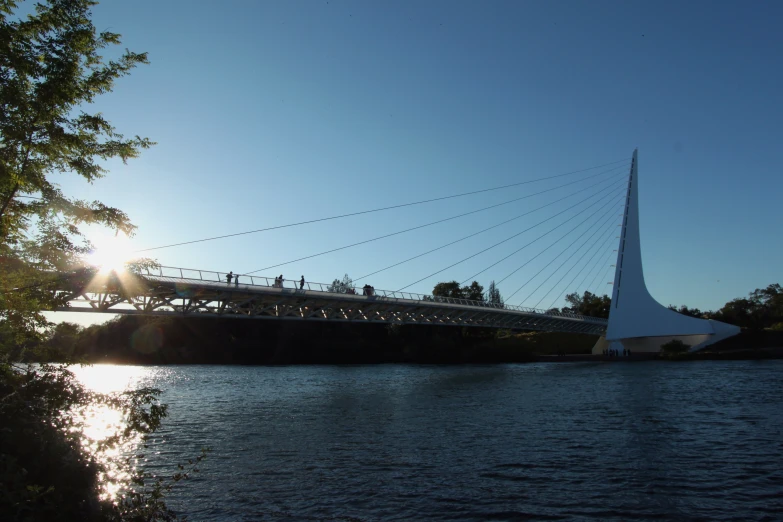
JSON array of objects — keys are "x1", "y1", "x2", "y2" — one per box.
[
  {"x1": 354, "y1": 169, "x2": 632, "y2": 281},
  {"x1": 504, "y1": 196, "x2": 623, "y2": 302},
  {"x1": 488, "y1": 194, "x2": 621, "y2": 288},
  {"x1": 458, "y1": 184, "x2": 623, "y2": 286},
  {"x1": 585, "y1": 250, "x2": 614, "y2": 295},
  {"x1": 134, "y1": 158, "x2": 629, "y2": 253},
  {"x1": 246, "y1": 168, "x2": 629, "y2": 275},
  {"x1": 524, "y1": 210, "x2": 620, "y2": 309},
  {"x1": 394, "y1": 181, "x2": 627, "y2": 292},
  {"x1": 576, "y1": 229, "x2": 612, "y2": 291},
  {"x1": 573, "y1": 230, "x2": 619, "y2": 295},
  {"x1": 535, "y1": 215, "x2": 621, "y2": 310},
  {"x1": 592, "y1": 259, "x2": 617, "y2": 296}
]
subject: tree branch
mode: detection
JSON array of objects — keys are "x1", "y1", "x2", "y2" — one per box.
[{"x1": 0, "y1": 182, "x2": 21, "y2": 223}]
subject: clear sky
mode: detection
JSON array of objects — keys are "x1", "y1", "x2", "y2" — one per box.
[{"x1": 47, "y1": 0, "x2": 783, "y2": 325}]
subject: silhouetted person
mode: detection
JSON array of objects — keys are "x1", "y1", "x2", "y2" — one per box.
[
  {"x1": 300, "y1": 276, "x2": 305, "y2": 289},
  {"x1": 235, "y1": 273, "x2": 239, "y2": 286},
  {"x1": 278, "y1": 274, "x2": 284, "y2": 288},
  {"x1": 226, "y1": 271, "x2": 233, "y2": 285}
]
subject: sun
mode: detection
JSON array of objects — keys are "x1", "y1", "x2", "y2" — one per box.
[{"x1": 86, "y1": 232, "x2": 133, "y2": 273}]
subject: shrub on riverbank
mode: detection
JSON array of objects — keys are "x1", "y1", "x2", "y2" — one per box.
[{"x1": 0, "y1": 363, "x2": 206, "y2": 521}]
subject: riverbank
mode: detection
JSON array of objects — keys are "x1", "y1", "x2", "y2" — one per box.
[
  {"x1": 34, "y1": 316, "x2": 783, "y2": 364},
  {"x1": 536, "y1": 347, "x2": 783, "y2": 362},
  {"x1": 39, "y1": 315, "x2": 598, "y2": 364}
]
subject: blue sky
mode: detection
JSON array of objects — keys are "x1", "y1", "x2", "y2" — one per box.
[{"x1": 47, "y1": 0, "x2": 782, "y2": 324}]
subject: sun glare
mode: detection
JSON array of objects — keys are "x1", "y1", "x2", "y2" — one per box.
[
  {"x1": 70, "y1": 365, "x2": 156, "y2": 500},
  {"x1": 87, "y1": 233, "x2": 133, "y2": 273}
]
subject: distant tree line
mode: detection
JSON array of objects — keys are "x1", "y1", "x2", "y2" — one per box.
[
  {"x1": 423, "y1": 279, "x2": 783, "y2": 329},
  {"x1": 667, "y1": 283, "x2": 783, "y2": 330},
  {"x1": 32, "y1": 280, "x2": 783, "y2": 367},
  {"x1": 34, "y1": 315, "x2": 599, "y2": 365},
  {"x1": 551, "y1": 291, "x2": 611, "y2": 318},
  {"x1": 431, "y1": 280, "x2": 503, "y2": 306}
]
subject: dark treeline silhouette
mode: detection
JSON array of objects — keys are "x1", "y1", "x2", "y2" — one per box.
[
  {"x1": 549, "y1": 284, "x2": 783, "y2": 331},
  {"x1": 432, "y1": 281, "x2": 486, "y2": 301},
  {"x1": 32, "y1": 281, "x2": 783, "y2": 365},
  {"x1": 667, "y1": 283, "x2": 783, "y2": 330},
  {"x1": 39, "y1": 316, "x2": 598, "y2": 365},
  {"x1": 552, "y1": 291, "x2": 612, "y2": 318}
]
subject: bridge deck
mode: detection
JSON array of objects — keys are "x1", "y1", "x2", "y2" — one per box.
[{"x1": 57, "y1": 266, "x2": 608, "y2": 335}]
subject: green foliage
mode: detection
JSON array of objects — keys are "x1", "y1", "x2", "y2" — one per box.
[
  {"x1": 563, "y1": 291, "x2": 611, "y2": 318},
  {"x1": 327, "y1": 273, "x2": 355, "y2": 293},
  {"x1": 42, "y1": 321, "x2": 83, "y2": 361},
  {"x1": 432, "y1": 281, "x2": 463, "y2": 298},
  {"x1": 486, "y1": 280, "x2": 503, "y2": 307},
  {"x1": 667, "y1": 304, "x2": 703, "y2": 318},
  {"x1": 661, "y1": 339, "x2": 690, "y2": 353},
  {"x1": 0, "y1": 0, "x2": 155, "y2": 349},
  {"x1": 463, "y1": 281, "x2": 484, "y2": 301},
  {"x1": 0, "y1": 363, "x2": 205, "y2": 521},
  {"x1": 432, "y1": 280, "x2": 484, "y2": 301},
  {"x1": 711, "y1": 284, "x2": 783, "y2": 329},
  {"x1": 0, "y1": 2, "x2": 195, "y2": 519},
  {"x1": 126, "y1": 257, "x2": 162, "y2": 275},
  {"x1": 669, "y1": 283, "x2": 783, "y2": 330}
]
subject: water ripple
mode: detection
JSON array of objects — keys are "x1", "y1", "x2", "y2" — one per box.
[{"x1": 78, "y1": 361, "x2": 783, "y2": 521}]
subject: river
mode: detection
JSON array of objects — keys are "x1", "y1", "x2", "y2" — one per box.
[{"x1": 74, "y1": 361, "x2": 783, "y2": 521}]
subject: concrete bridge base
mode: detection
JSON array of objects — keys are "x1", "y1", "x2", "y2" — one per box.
[{"x1": 592, "y1": 328, "x2": 740, "y2": 355}]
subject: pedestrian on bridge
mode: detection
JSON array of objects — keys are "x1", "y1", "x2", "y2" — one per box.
[
  {"x1": 226, "y1": 271, "x2": 233, "y2": 285},
  {"x1": 300, "y1": 276, "x2": 305, "y2": 289},
  {"x1": 235, "y1": 273, "x2": 240, "y2": 287},
  {"x1": 279, "y1": 274, "x2": 284, "y2": 288}
]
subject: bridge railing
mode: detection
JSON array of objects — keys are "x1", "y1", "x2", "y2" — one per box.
[{"x1": 141, "y1": 265, "x2": 603, "y2": 323}]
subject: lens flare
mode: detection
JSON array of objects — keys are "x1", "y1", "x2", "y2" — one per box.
[{"x1": 87, "y1": 233, "x2": 133, "y2": 273}]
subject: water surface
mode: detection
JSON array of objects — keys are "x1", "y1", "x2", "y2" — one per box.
[{"x1": 76, "y1": 362, "x2": 783, "y2": 521}]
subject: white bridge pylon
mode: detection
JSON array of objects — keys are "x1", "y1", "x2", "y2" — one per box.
[{"x1": 601, "y1": 149, "x2": 740, "y2": 353}]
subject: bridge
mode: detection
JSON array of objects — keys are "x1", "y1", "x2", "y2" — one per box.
[
  {"x1": 51, "y1": 150, "x2": 740, "y2": 349},
  {"x1": 57, "y1": 267, "x2": 608, "y2": 335}
]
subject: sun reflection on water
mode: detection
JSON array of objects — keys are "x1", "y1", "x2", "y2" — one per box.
[
  {"x1": 70, "y1": 365, "x2": 159, "y2": 501},
  {"x1": 70, "y1": 364, "x2": 152, "y2": 394}
]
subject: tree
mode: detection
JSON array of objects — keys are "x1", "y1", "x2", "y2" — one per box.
[
  {"x1": 667, "y1": 304, "x2": 703, "y2": 318},
  {"x1": 463, "y1": 281, "x2": 484, "y2": 302},
  {"x1": 563, "y1": 291, "x2": 611, "y2": 318},
  {"x1": 661, "y1": 339, "x2": 690, "y2": 353},
  {"x1": 43, "y1": 321, "x2": 83, "y2": 360},
  {"x1": 431, "y1": 281, "x2": 485, "y2": 301},
  {"x1": 327, "y1": 273, "x2": 355, "y2": 293},
  {"x1": 1, "y1": 0, "x2": 154, "y2": 348},
  {"x1": 432, "y1": 281, "x2": 464, "y2": 299},
  {"x1": 748, "y1": 283, "x2": 783, "y2": 328},
  {"x1": 486, "y1": 280, "x2": 504, "y2": 307},
  {"x1": 0, "y1": 1, "x2": 195, "y2": 518}
]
